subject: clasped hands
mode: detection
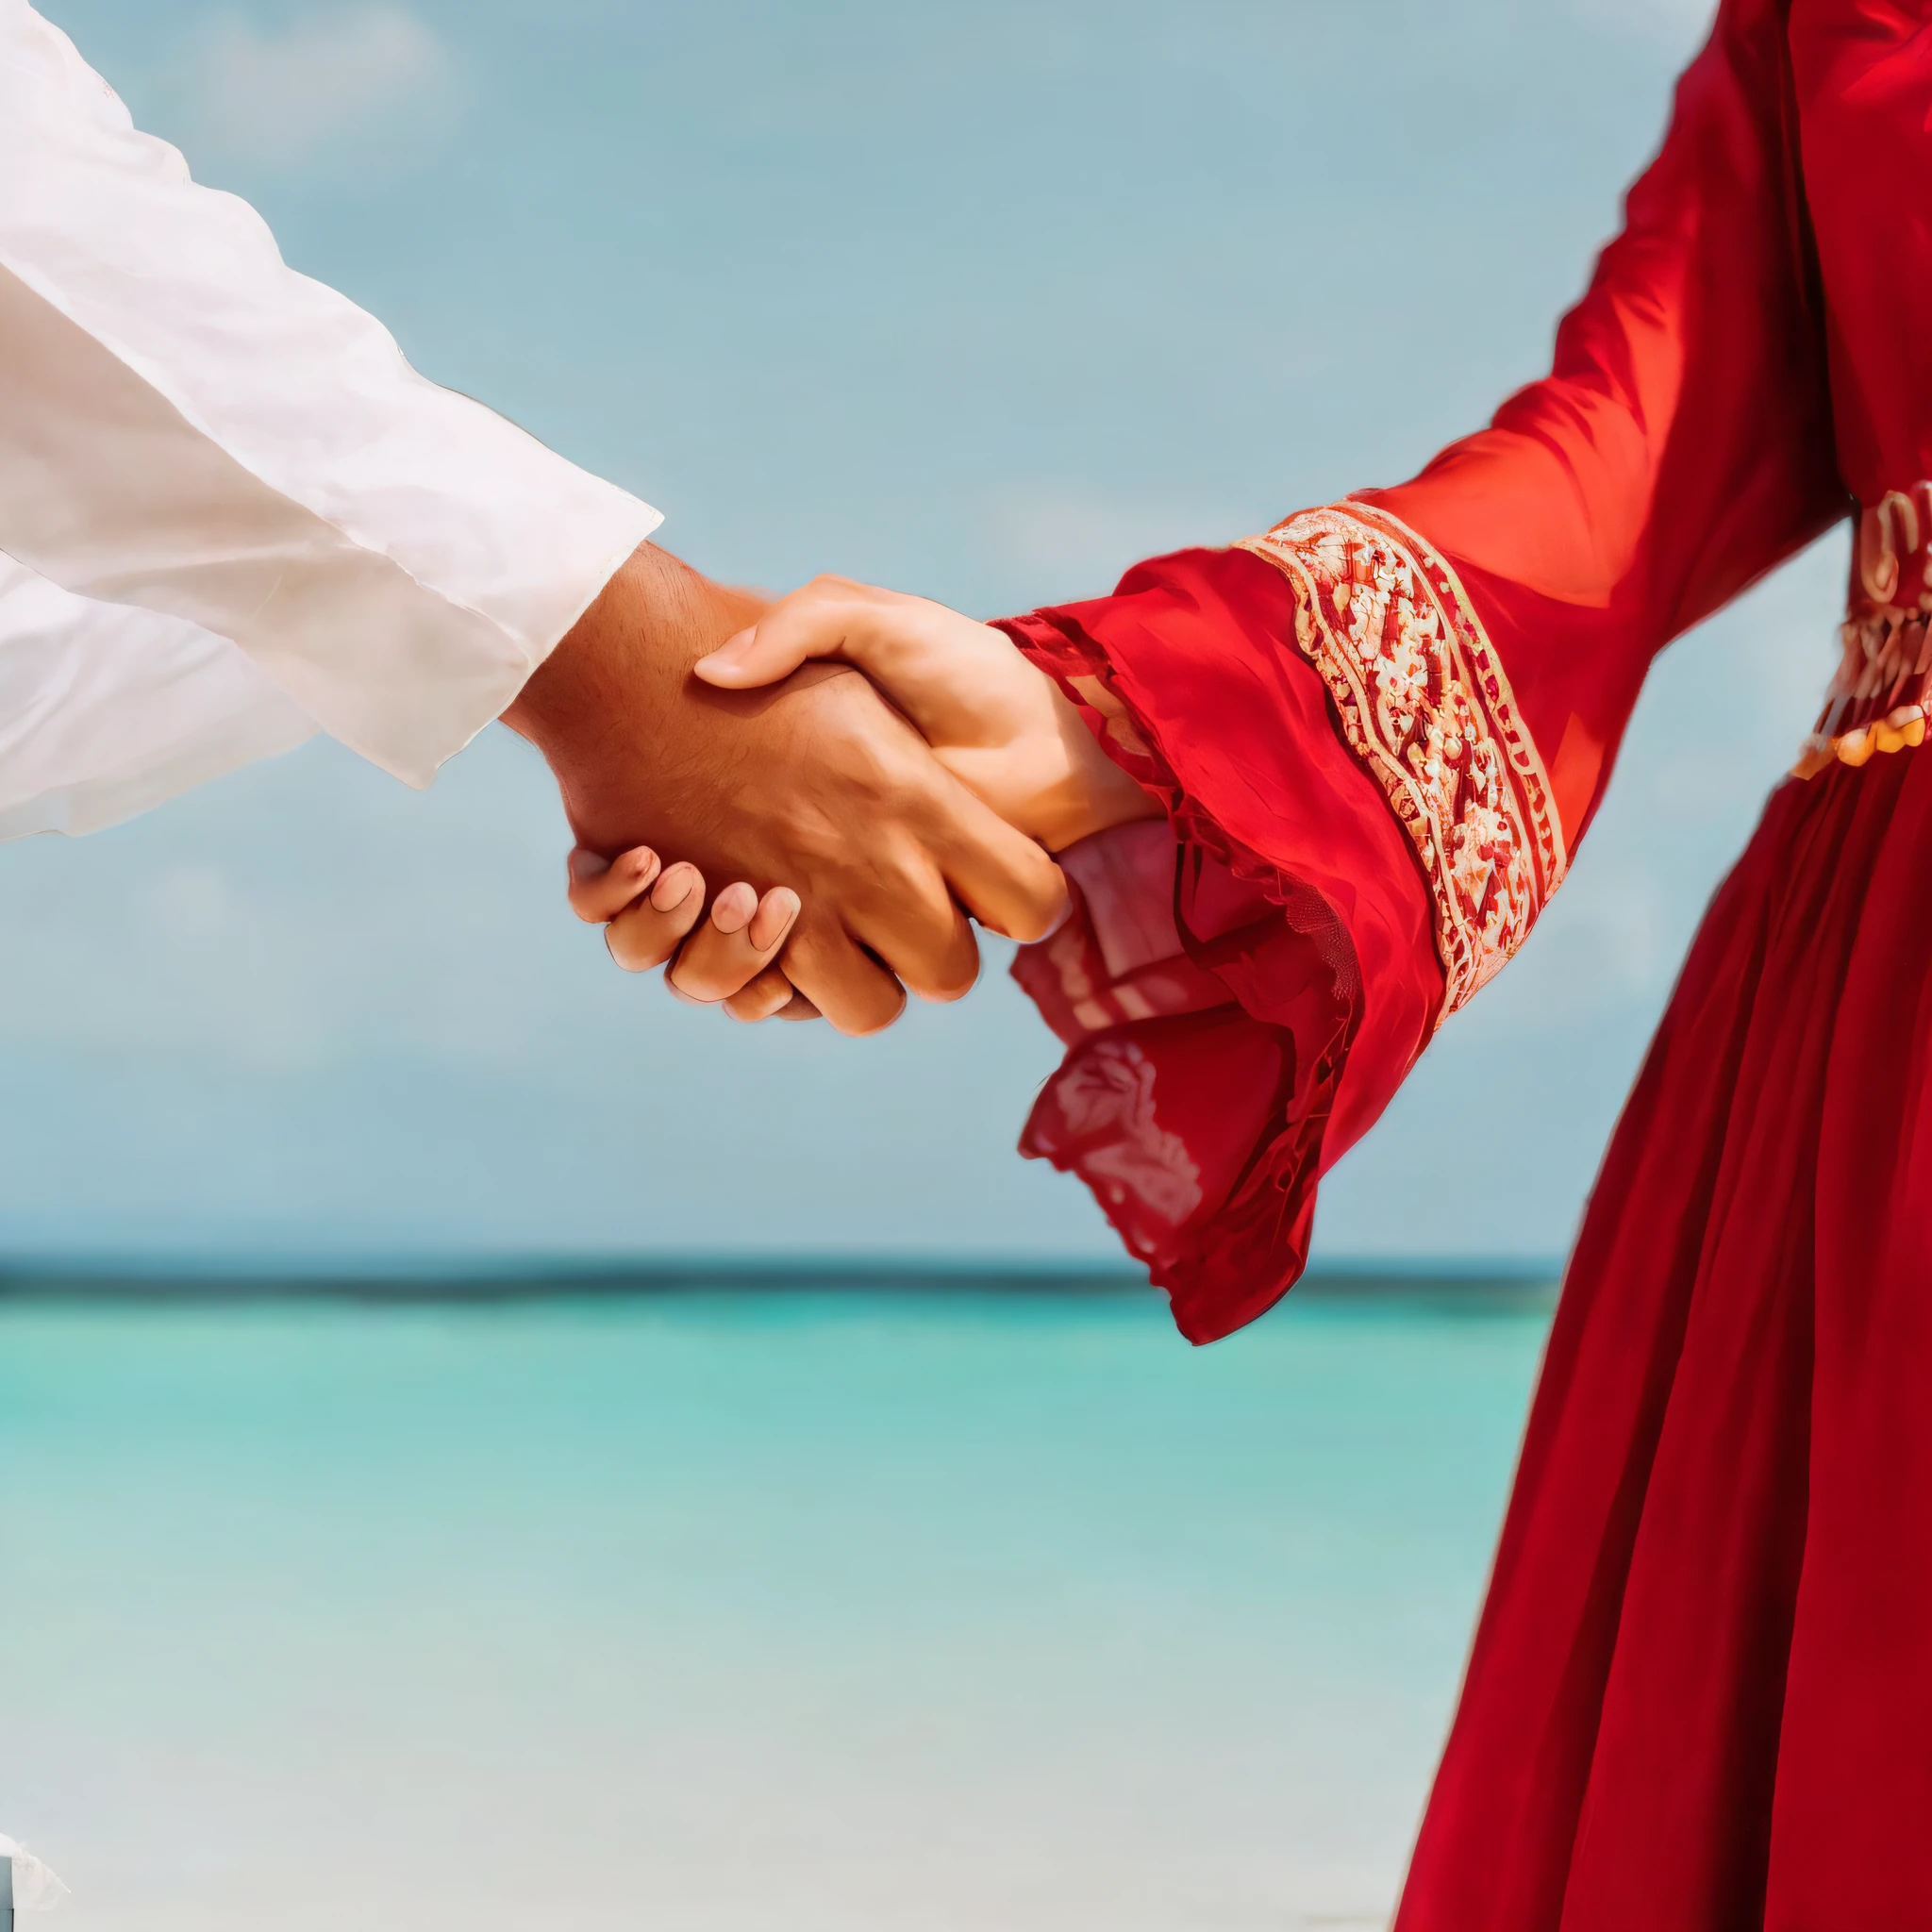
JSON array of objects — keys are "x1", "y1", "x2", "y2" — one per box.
[{"x1": 502, "y1": 544, "x2": 1157, "y2": 1032}]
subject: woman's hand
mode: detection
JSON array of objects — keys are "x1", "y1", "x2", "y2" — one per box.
[{"x1": 693, "y1": 576, "x2": 1160, "y2": 853}]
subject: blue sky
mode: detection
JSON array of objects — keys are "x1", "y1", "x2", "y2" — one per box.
[{"x1": 0, "y1": 0, "x2": 1841, "y2": 1270}]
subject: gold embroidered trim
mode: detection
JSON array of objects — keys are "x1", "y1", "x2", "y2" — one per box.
[
  {"x1": 1238, "y1": 502, "x2": 1566, "y2": 1017},
  {"x1": 1793, "y1": 486, "x2": 1932, "y2": 777}
]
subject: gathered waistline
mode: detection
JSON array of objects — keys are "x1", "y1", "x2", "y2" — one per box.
[{"x1": 1795, "y1": 486, "x2": 1932, "y2": 778}]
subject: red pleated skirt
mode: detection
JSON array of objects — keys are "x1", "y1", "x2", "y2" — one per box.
[{"x1": 1396, "y1": 747, "x2": 1932, "y2": 1930}]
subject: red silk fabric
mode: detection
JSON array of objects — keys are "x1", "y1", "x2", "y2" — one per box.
[
  {"x1": 996, "y1": 0, "x2": 1932, "y2": 1917},
  {"x1": 1405, "y1": 751, "x2": 1932, "y2": 1929}
]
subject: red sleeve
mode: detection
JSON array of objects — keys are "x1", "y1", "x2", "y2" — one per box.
[{"x1": 996, "y1": 0, "x2": 1845, "y2": 1345}]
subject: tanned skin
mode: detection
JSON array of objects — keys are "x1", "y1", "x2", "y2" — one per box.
[{"x1": 502, "y1": 544, "x2": 1068, "y2": 1035}]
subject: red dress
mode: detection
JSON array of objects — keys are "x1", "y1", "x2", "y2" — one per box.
[{"x1": 997, "y1": 2, "x2": 1932, "y2": 1923}]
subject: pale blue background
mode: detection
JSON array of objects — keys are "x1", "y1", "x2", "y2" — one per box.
[{"x1": 0, "y1": 0, "x2": 1835, "y2": 1271}]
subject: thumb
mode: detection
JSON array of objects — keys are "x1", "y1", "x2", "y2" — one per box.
[{"x1": 695, "y1": 608, "x2": 845, "y2": 690}]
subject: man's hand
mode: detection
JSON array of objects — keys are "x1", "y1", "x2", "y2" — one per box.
[
  {"x1": 564, "y1": 848, "x2": 808, "y2": 1022},
  {"x1": 502, "y1": 545, "x2": 1068, "y2": 1035}
]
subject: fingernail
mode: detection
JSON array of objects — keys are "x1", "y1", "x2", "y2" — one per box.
[
  {"x1": 710, "y1": 881, "x2": 758, "y2": 935},
  {"x1": 568, "y1": 848, "x2": 610, "y2": 883},
  {"x1": 651, "y1": 864, "x2": 699, "y2": 911},
  {"x1": 748, "y1": 887, "x2": 801, "y2": 950}
]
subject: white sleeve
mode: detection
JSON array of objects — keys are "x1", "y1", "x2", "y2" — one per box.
[
  {"x1": 0, "y1": 553, "x2": 316, "y2": 841},
  {"x1": 0, "y1": 0, "x2": 660, "y2": 791}
]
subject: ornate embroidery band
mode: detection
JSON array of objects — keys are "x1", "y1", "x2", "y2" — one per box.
[{"x1": 1238, "y1": 503, "x2": 1566, "y2": 1017}]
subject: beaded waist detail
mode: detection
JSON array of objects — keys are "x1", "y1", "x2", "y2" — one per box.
[{"x1": 1795, "y1": 487, "x2": 1932, "y2": 778}]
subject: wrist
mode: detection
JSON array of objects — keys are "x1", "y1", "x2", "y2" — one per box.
[
  {"x1": 501, "y1": 545, "x2": 672, "y2": 757},
  {"x1": 501, "y1": 542, "x2": 765, "y2": 848},
  {"x1": 1033, "y1": 691, "x2": 1164, "y2": 852}
]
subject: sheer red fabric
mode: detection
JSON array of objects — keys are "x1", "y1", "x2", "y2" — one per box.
[
  {"x1": 996, "y1": 0, "x2": 1932, "y2": 1917},
  {"x1": 999, "y1": 549, "x2": 1441, "y2": 1343}
]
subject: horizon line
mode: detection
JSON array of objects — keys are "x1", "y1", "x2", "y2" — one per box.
[{"x1": 0, "y1": 1250, "x2": 1563, "y2": 1303}]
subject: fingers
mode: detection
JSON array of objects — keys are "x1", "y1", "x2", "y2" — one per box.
[
  {"x1": 921, "y1": 781, "x2": 1071, "y2": 942},
  {"x1": 848, "y1": 864, "x2": 982, "y2": 1006},
  {"x1": 566, "y1": 844, "x2": 660, "y2": 923},
  {"x1": 715, "y1": 629, "x2": 1066, "y2": 948},
  {"x1": 669, "y1": 884, "x2": 802, "y2": 1004},
  {"x1": 575, "y1": 849, "x2": 819, "y2": 1024},
  {"x1": 605, "y1": 861, "x2": 707, "y2": 972},
  {"x1": 778, "y1": 919, "x2": 908, "y2": 1037},
  {"x1": 723, "y1": 963, "x2": 802, "y2": 1023},
  {"x1": 672, "y1": 866, "x2": 961, "y2": 1028}
]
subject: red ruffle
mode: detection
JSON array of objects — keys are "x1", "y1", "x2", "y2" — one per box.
[{"x1": 995, "y1": 545, "x2": 1442, "y2": 1343}]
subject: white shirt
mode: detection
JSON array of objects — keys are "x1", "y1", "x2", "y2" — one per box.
[{"x1": 0, "y1": 0, "x2": 660, "y2": 839}]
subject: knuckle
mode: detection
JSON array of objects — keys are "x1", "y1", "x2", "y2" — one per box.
[
  {"x1": 608, "y1": 907, "x2": 680, "y2": 973},
  {"x1": 834, "y1": 997, "x2": 904, "y2": 1039},
  {"x1": 606, "y1": 929, "x2": 658, "y2": 974},
  {"x1": 667, "y1": 964, "x2": 718, "y2": 1002},
  {"x1": 785, "y1": 811, "x2": 849, "y2": 872},
  {"x1": 922, "y1": 953, "x2": 980, "y2": 1004},
  {"x1": 724, "y1": 978, "x2": 785, "y2": 1023},
  {"x1": 667, "y1": 948, "x2": 719, "y2": 999},
  {"x1": 1003, "y1": 893, "x2": 1068, "y2": 945}
]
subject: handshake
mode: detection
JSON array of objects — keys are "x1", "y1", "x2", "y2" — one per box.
[{"x1": 503, "y1": 545, "x2": 1161, "y2": 1030}]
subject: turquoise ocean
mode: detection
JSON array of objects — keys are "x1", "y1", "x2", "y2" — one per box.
[{"x1": 1, "y1": 1274, "x2": 1551, "y2": 1931}]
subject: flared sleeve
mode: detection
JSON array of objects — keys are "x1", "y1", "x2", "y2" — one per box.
[
  {"x1": 0, "y1": 0, "x2": 658, "y2": 800},
  {"x1": 997, "y1": 0, "x2": 1847, "y2": 1343}
]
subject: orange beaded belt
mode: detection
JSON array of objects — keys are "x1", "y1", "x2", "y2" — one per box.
[{"x1": 1795, "y1": 486, "x2": 1932, "y2": 778}]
